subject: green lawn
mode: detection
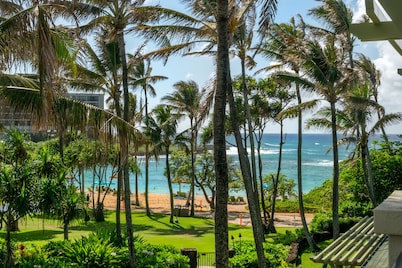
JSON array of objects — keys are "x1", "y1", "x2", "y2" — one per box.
[{"x1": 0, "y1": 210, "x2": 324, "y2": 267}]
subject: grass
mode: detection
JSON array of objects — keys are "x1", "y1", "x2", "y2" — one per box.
[
  {"x1": 0, "y1": 209, "x2": 325, "y2": 266},
  {"x1": 0, "y1": 210, "x2": 255, "y2": 252}
]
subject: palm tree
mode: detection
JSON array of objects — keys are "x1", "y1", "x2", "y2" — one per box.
[
  {"x1": 308, "y1": 0, "x2": 355, "y2": 70},
  {"x1": 355, "y1": 54, "x2": 391, "y2": 147},
  {"x1": 70, "y1": 34, "x2": 125, "y2": 239},
  {"x1": 138, "y1": 1, "x2": 278, "y2": 266},
  {"x1": 259, "y1": 17, "x2": 318, "y2": 250},
  {"x1": 145, "y1": 104, "x2": 179, "y2": 223},
  {"x1": 0, "y1": 1, "x2": 88, "y2": 159},
  {"x1": 81, "y1": 2, "x2": 150, "y2": 265},
  {"x1": 215, "y1": 0, "x2": 278, "y2": 266},
  {"x1": 301, "y1": 38, "x2": 349, "y2": 239},
  {"x1": 129, "y1": 55, "x2": 167, "y2": 216},
  {"x1": 308, "y1": 85, "x2": 402, "y2": 206},
  {"x1": 163, "y1": 80, "x2": 212, "y2": 216},
  {"x1": 215, "y1": 2, "x2": 231, "y2": 266}
]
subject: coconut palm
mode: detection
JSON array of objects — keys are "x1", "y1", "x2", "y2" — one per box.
[
  {"x1": 145, "y1": 104, "x2": 179, "y2": 223},
  {"x1": 355, "y1": 53, "x2": 391, "y2": 147},
  {"x1": 308, "y1": 0, "x2": 355, "y2": 70},
  {"x1": 259, "y1": 17, "x2": 319, "y2": 250},
  {"x1": 162, "y1": 80, "x2": 212, "y2": 216},
  {"x1": 308, "y1": 85, "x2": 402, "y2": 206},
  {"x1": 70, "y1": 33, "x2": 126, "y2": 239},
  {"x1": 214, "y1": 0, "x2": 278, "y2": 266},
  {"x1": 300, "y1": 38, "x2": 349, "y2": 239},
  {"x1": 1, "y1": 1, "x2": 90, "y2": 110},
  {"x1": 128, "y1": 55, "x2": 167, "y2": 216},
  {"x1": 0, "y1": 1, "x2": 88, "y2": 158},
  {"x1": 80, "y1": 2, "x2": 150, "y2": 264}
]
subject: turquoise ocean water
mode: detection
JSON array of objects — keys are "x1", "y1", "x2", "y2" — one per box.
[{"x1": 84, "y1": 133, "x2": 394, "y2": 196}]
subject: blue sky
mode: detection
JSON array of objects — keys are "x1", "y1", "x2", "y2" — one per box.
[{"x1": 136, "y1": 0, "x2": 402, "y2": 134}]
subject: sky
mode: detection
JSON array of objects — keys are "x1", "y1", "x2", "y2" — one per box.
[{"x1": 134, "y1": 0, "x2": 402, "y2": 134}]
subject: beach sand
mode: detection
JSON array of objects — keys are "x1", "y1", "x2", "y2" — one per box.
[{"x1": 92, "y1": 191, "x2": 313, "y2": 227}]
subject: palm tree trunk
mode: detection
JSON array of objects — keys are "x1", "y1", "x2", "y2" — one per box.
[
  {"x1": 330, "y1": 101, "x2": 340, "y2": 239},
  {"x1": 269, "y1": 123, "x2": 285, "y2": 233},
  {"x1": 5, "y1": 216, "x2": 13, "y2": 268},
  {"x1": 228, "y1": 73, "x2": 266, "y2": 267},
  {"x1": 144, "y1": 91, "x2": 151, "y2": 216},
  {"x1": 241, "y1": 57, "x2": 258, "y2": 190},
  {"x1": 215, "y1": 1, "x2": 230, "y2": 266},
  {"x1": 190, "y1": 120, "x2": 196, "y2": 216},
  {"x1": 134, "y1": 154, "x2": 140, "y2": 206},
  {"x1": 166, "y1": 146, "x2": 175, "y2": 223},
  {"x1": 361, "y1": 138, "x2": 376, "y2": 206},
  {"x1": 118, "y1": 32, "x2": 135, "y2": 268},
  {"x1": 116, "y1": 165, "x2": 122, "y2": 242},
  {"x1": 63, "y1": 221, "x2": 69, "y2": 240},
  {"x1": 296, "y1": 84, "x2": 317, "y2": 251},
  {"x1": 145, "y1": 146, "x2": 151, "y2": 216},
  {"x1": 257, "y1": 131, "x2": 270, "y2": 228}
]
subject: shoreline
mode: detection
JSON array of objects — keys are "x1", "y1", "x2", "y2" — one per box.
[{"x1": 91, "y1": 192, "x2": 313, "y2": 227}]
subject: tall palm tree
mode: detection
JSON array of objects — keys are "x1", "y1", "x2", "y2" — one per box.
[
  {"x1": 0, "y1": 1, "x2": 89, "y2": 160},
  {"x1": 162, "y1": 80, "x2": 212, "y2": 216},
  {"x1": 259, "y1": 17, "x2": 318, "y2": 250},
  {"x1": 215, "y1": 0, "x2": 278, "y2": 266},
  {"x1": 129, "y1": 55, "x2": 167, "y2": 216},
  {"x1": 138, "y1": 1, "x2": 278, "y2": 266},
  {"x1": 215, "y1": 2, "x2": 230, "y2": 266},
  {"x1": 70, "y1": 34, "x2": 126, "y2": 240},
  {"x1": 301, "y1": 38, "x2": 349, "y2": 239},
  {"x1": 355, "y1": 54, "x2": 390, "y2": 146},
  {"x1": 81, "y1": 2, "x2": 150, "y2": 265},
  {"x1": 145, "y1": 104, "x2": 179, "y2": 223},
  {"x1": 308, "y1": 85, "x2": 402, "y2": 206},
  {"x1": 308, "y1": 0, "x2": 355, "y2": 72}
]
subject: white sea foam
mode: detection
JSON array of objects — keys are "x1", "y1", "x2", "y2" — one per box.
[
  {"x1": 226, "y1": 146, "x2": 286, "y2": 155},
  {"x1": 304, "y1": 160, "x2": 333, "y2": 167}
]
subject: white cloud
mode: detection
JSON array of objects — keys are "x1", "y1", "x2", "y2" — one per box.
[
  {"x1": 352, "y1": 0, "x2": 367, "y2": 22},
  {"x1": 373, "y1": 42, "x2": 402, "y2": 115},
  {"x1": 351, "y1": 0, "x2": 402, "y2": 134}
]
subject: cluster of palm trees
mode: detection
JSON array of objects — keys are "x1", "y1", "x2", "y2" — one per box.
[{"x1": 1, "y1": 0, "x2": 401, "y2": 267}]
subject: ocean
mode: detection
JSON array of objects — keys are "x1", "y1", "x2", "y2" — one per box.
[{"x1": 84, "y1": 133, "x2": 395, "y2": 196}]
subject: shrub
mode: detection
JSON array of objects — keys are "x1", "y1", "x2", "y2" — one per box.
[
  {"x1": 274, "y1": 199, "x2": 299, "y2": 213},
  {"x1": 273, "y1": 229, "x2": 303, "y2": 245},
  {"x1": 49, "y1": 233, "x2": 128, "y2": 267},
  {"x1": 229, "y1": 240, "x2": 290, "y2": 268},
  {"x1": 310, "y1": 213, "x2": 362, "y2": 233},
  {"x1": 135, "y1": 243, "x2": 189, "y2": 268},
  {"x1": 14, "y1": 231, "x2": 188, "y2": 268}
]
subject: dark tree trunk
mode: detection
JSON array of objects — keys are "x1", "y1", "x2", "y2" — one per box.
[
  {"x1": 330, "y1": 101, "x2": 340, "y2": 239},
  {"x1": 118, "y1": 32, "x2": 135, "y2": 268},
  {"x1": 296, "y1": 83, "x2": 317, "y2": 251},
  {"x1": 166, "y1": 146, "x2": 175, "y2": 223},
  {"x1": 215, "y1": 0, "x2": 230, "y2": 266},
  {"x1": 5, "y1": 216, "x2": 13, "y2": 268},
  {"x1": 94, "y1": 201, "x2": 105, "y2": 222},
  {"x1": 269, "y1": 123, "x2": 285, "y2": 234},
  {"x1": 63, "y1": 221, "x2": 69, "y2": 240},
  {"x1": 227, "y1": 55, "x2": 267, "y2": 268}
]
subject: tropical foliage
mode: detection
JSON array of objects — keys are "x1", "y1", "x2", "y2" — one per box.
[{"x1": 1, "y1": 0, "x2": 402, "y2": 267}]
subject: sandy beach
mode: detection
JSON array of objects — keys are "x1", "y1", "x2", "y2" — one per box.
[{"x1": 93, "y1": 191, "x2": 313, "y2": 227}]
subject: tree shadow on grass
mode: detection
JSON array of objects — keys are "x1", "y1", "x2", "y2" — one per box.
[
  {"x1": 141, "y1": 214, "x2": 215, "y2": 238},
  {"x1": 2, "y1": 229, "x2": 64, "y2": 242}
]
